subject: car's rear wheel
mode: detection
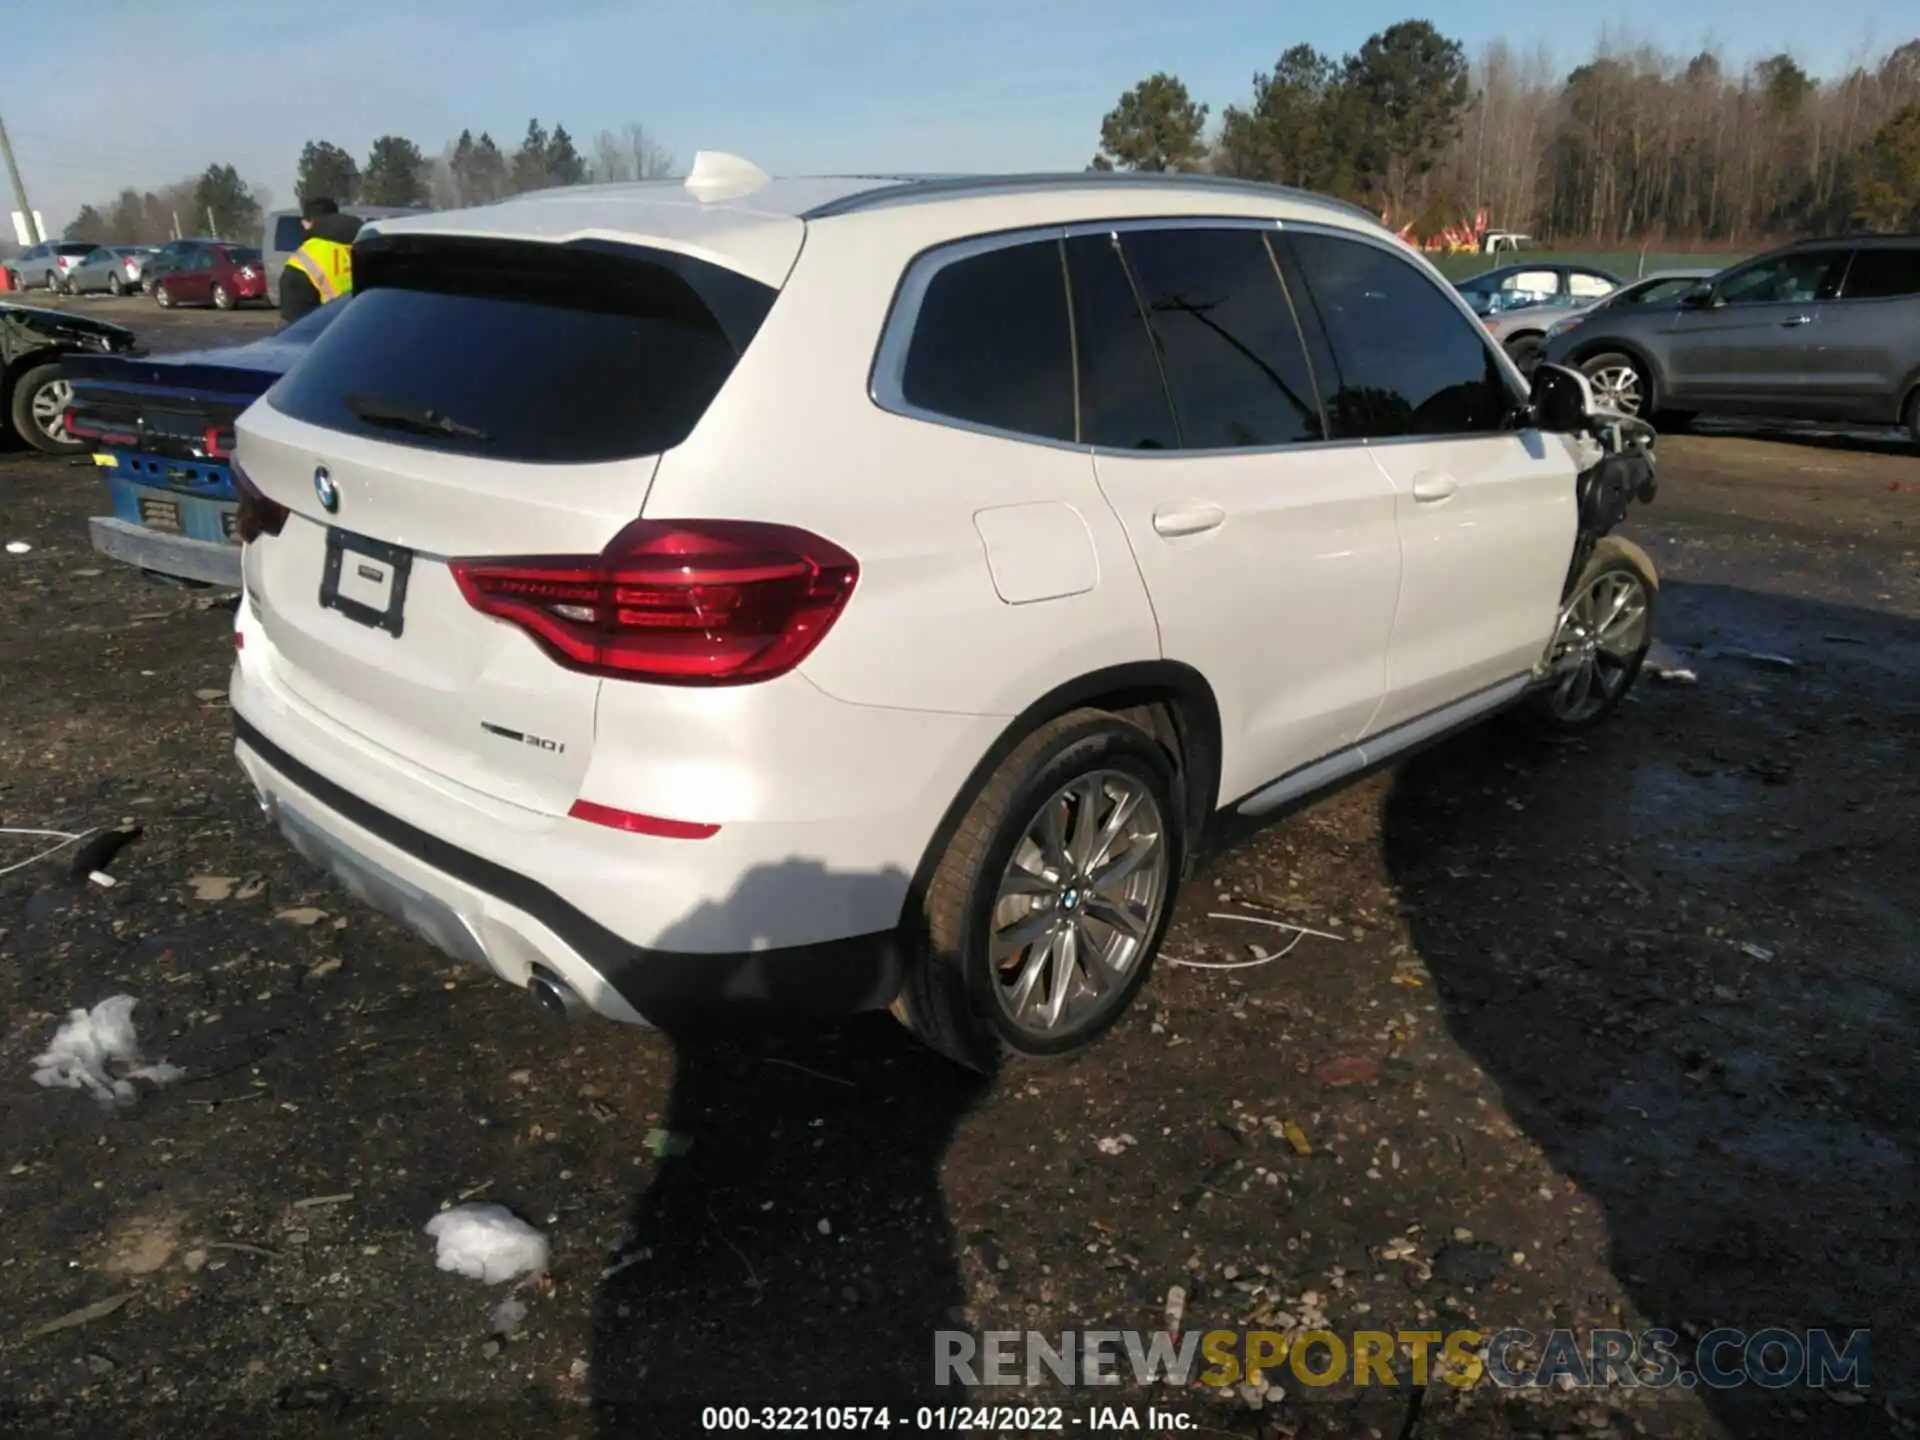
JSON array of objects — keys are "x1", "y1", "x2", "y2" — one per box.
[
  {"x1": 212, "y1": 282, "x2": 234, "y2": 311},
  {"x1": 9, "y1": 364, "x2": 82, "y2": 455},
  {"x1": 1504, "y1": 333, "x2": 1547, "y2": 371},
  {"x1": 1528, "y1": 538, "x2": 1657, "y2": 732},
  {"x1": 107, "y1": 272, "x2": 125, "y2": 297},
  {"x1": 1579, "y1": 351, "x2": 1647, "y2": 418},
  {"x1": 891, "y1": 709, "x2": 1183, "y2": 1071},
  {"x1": 154, "y1": 281, "x2": 174, "y2": 308},
  {"x1": 45, "y1": 271, "x2": 63, "y2": 295}
]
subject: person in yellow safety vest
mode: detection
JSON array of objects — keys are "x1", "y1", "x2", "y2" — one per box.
[{"x1": 279, "y1": 196, "x2": 364, "y2": 326}]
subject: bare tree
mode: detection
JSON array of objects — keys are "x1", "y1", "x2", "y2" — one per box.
[{"x1": 591, "y1": 124, "x2": 677, "y2": 183}]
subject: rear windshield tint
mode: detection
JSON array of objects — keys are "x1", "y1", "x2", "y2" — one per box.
[
  {"x1": 57, "y1": 243, "x2": 97, "y2": 256},
  {"x1": 266, "y1": 237, "x2": 778, "y2": 464}
]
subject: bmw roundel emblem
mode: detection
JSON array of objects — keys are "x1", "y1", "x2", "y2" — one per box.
[{"x1": 314, "y1": 465, "x2": 339, "y2": 513}]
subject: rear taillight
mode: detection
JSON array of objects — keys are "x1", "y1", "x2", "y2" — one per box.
[
  {"x1": 204, "y1": 426, "x2": 233, "y2": 459},
  {"x1": 232, "y1": 460, "x2": 288, "y2": 542},
  {"x1": 450, "y1": 519, "x2": 859, "y2": 685}
]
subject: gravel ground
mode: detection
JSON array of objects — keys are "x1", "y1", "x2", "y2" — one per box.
[{"x1": 1, "y1": 304, "x2": 1916, "y2": 1439}]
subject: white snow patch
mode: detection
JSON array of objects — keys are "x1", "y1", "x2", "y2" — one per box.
[
  {"x1": 424, "y1": 1204, "x2": 550, "y2": 1285},
  {"x1": 31, "y1": 996, "x2": 183, "y2": 1105}
]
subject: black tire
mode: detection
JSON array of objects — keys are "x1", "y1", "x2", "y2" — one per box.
[
  {"x1": 8, "y1": 362, "x2": 83, "y2": 455},
  {"x1": 107, "y1": 272, "x2": 125, "y2": 297},
  {"x1": 154, "y1": 282, "x2": 174, "y2": 309},
  {"x1": 891, "y1": 709, "x2": 1185, "y2": 1071},
  {"x1": 1504, "y1": 333, "x2": 1547, "y2": 371},
  {"x1": 45, "y1": 271, "x2": 63, "y2": 295},
  {"x1": 1525, "y1": 537, "x2": 1658, "y2": 733},
  {"x1": 212, "y1": 283, "x2": 234, "y2": 311},
  {"x1": 1904, "y1": 389, "x2": 1920, "y2": 452},
  {"x1": 1578, "y1": 350, "x2": 1650, "y2": 419}
]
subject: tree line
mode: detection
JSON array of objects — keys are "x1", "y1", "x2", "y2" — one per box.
[
  {"x1": 1093, "y1": 25, "x2": 1920, "y2": 242},
  {"x1": 60, "y1": 120, "x2": 674, "y2": 246}
]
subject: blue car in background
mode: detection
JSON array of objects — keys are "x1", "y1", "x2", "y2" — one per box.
[{"x1": 63, "y1": 302, "x2": 346, "y2": 588}]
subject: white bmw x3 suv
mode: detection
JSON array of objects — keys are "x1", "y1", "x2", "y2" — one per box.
[{"x1": 228, "y1": 155, "x2": 1659, "y2": 1069}]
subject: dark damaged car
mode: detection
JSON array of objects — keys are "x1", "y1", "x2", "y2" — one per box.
[
  {"x1": 1, "y1": 300, "x2": 142, "y2": 453},
  {"x1": 64, "y1": 302, "x2": 346, "y2": 587}
]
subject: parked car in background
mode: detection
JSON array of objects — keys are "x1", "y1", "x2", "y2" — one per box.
[
  {"x1": 13, "y1": 241, "x2": 101, "y2": 292},
  {"x1": 1, "y1": 299, "x2": 141, "y2": 453},
  {"x1": 1455, "y1": 262, "x2": 1621, "y2": 317},
  {"x1": 225, "y1": 163, "x2": 1661, "y2": 1069},
  {"x1": 65, "y1": 245, "x2": 158, "y2": 296},
  {"x1": 1541, "y1": 234, "x2": 1920, "y2": 443},
  {"x1": 261, "y1": 205, "x2": 426, "y2": 306},
  {"x1": 65, "y1": 301, "x2": 347, "y2": 585},
  {"x1": 139, "y1": 238, "x2": 225, "y2": 294},
  {"x1": 1460, "y1": 263, "x2": 1625, "y2": 370},
  {"x1": 152, "y1": 244, "x2": 269, "y2": 310}
]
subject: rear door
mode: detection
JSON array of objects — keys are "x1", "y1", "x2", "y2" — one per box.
[
  {"x1": 1810, "y1": 244, "x2": 1920, "y2": 420},
  {"x1": 1665, "y1": 248, "x2": 1851, "y2": 412},
  {"x1": 168, "y1": 245, "x2": 214, "y2": 302},
  {"x1": 1077, "y1": 222, "x2": 1401, "y2": 802},
  {"x1": 1280, "y1": 227, "x2": 1576, "y2": 734},
  {"x1": 235, "y1": 235, "x2": 783, "y2": 813}
]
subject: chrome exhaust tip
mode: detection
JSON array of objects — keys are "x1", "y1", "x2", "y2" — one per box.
[{"x1": 527, "y1": 969, "x2": 585, "y2": 1021}]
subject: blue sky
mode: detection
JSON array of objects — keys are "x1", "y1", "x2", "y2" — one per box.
[{"x1": 7, "y1": 0, "x2": 1916, "y2": 233}]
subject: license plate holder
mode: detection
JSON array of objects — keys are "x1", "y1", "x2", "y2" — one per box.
[{"x1": 319, "y1": 528, "x2": 412, "y2": 639}]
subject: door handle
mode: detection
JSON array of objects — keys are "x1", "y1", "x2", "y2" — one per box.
[
  {"x1": 1780, "y1": 314, "x2": 1813, "y2": 327},
  {"x1": 1151, "y1": 502, "x2": 1225, "y2": 537},
  {"x1": 1411, "y1": 473, "x2": 1458, "y2": 503}
]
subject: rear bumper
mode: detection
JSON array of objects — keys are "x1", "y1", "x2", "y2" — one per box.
[
  {"x1": 90, "y1": 515, "x2": 241, "y2": 587},
  {"x1": 233, "y1": 716, "x2": 906, "y2": 1029}
]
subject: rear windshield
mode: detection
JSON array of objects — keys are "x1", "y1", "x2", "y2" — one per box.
[
  {"x1": 57, "y1": 242, "x2": 97, "y2": 256},
  {"x1": 267, "y1": 236, "x2": 778, "y2": 464},
  {"x1": 230, "y1": 247, "x2": 262, "y2": 264}
]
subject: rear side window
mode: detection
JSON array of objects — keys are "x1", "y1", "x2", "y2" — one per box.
[
  {"x1": 899, "y1": 240, "x2": 1075, "y2": 443},
  {"x1": 1063, "y1": 233, "x2": 1178, "y2": 450},
  {"x1": 1841, "y1": 248, "x2": 1920, "y2": 300},
  {"x1": 268, "y1": 237, "x2": 778, "y2": 464},
  {"x1": 1284, "y1": 231, "x2": 1511, "y2": 440},
  {"x1": 273, "y1": 216, "x2": 305, "y2": 252},
  {"x1": 1119, "y1": 227, "x2": 1325, "y2": 449}
]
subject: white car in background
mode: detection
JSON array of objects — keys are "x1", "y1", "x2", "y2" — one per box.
[{"x1": 227, "y1": 157, "x2": 1660, "y2": 1069}]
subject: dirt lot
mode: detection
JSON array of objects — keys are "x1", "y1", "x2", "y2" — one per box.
[{"x1": 1, "y1": 302, "x2": 1916, "y2": 1439}]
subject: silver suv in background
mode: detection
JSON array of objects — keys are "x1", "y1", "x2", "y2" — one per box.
[
  {"x1": 1542, "y1": 235, "x2": 1920, "y2": 444},
  {"x1": 260, "y1": 205, "x2": 429, "y2": 306}
]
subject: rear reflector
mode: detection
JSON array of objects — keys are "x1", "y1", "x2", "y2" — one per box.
[
  {"x1": 232, "y1": 460, "x2": 288, "y2": 542},
  {"x1": 450, "y1": 518, "x2": 858, "y2": 686},
  {"x1": 567, "y1": 798, "x2": 719, "y2": 840}
]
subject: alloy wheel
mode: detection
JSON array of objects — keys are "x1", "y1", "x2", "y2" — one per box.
[
  {"x1": 1544, "y1": 569, "x2": 1651, "y2": 724},
  {"x1": 30, "y1": 377, "x2": 74, "y2": 444},
  {"x1": 1586, "y1": 363, "x2": 1644, "y2": 416},
  {"x1": 988, "y1": 770, "x2": 1170, "y2": 1039}
]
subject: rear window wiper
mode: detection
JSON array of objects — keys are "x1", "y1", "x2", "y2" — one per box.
[{"x1": 345, "y1": 393, "x2": 491, "y2": 443}]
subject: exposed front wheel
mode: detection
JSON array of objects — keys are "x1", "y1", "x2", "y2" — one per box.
[
  {"x1": 1580, "y1": 352, "x2": 1648, "y2": 418},
  {"x1": 892, "y1": 710, "x2": 1183, "y2": 1070},
  {"x1": 1529, "y1": 538, "x2": 1657, "y2": 731},
  {"x1": 10, "y1": 363, "x2": 82, "y2": 454}
]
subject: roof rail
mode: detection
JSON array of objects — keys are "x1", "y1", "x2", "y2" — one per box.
[{"x1": 799, "y1": 171, "x2": 1384, "y2": 226}]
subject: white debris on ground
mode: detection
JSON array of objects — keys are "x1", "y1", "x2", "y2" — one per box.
[
  {"x1": 5, "y1": 541, "x2": 32, "y2": 555},
  {"x1": 31, "y1": 996, "x2": 184, "y2": 1105},
  {"x1": 489, "y1": 1295, "x2": 529, "y2": 1336},
  {"x1": 424, "y1": 1204, "x2": 550, "y2": 1284}
]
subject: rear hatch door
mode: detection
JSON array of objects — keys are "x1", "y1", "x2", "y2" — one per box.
[{"x1": 235, "y1": 232, "x2": 784, "y2": 814}]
